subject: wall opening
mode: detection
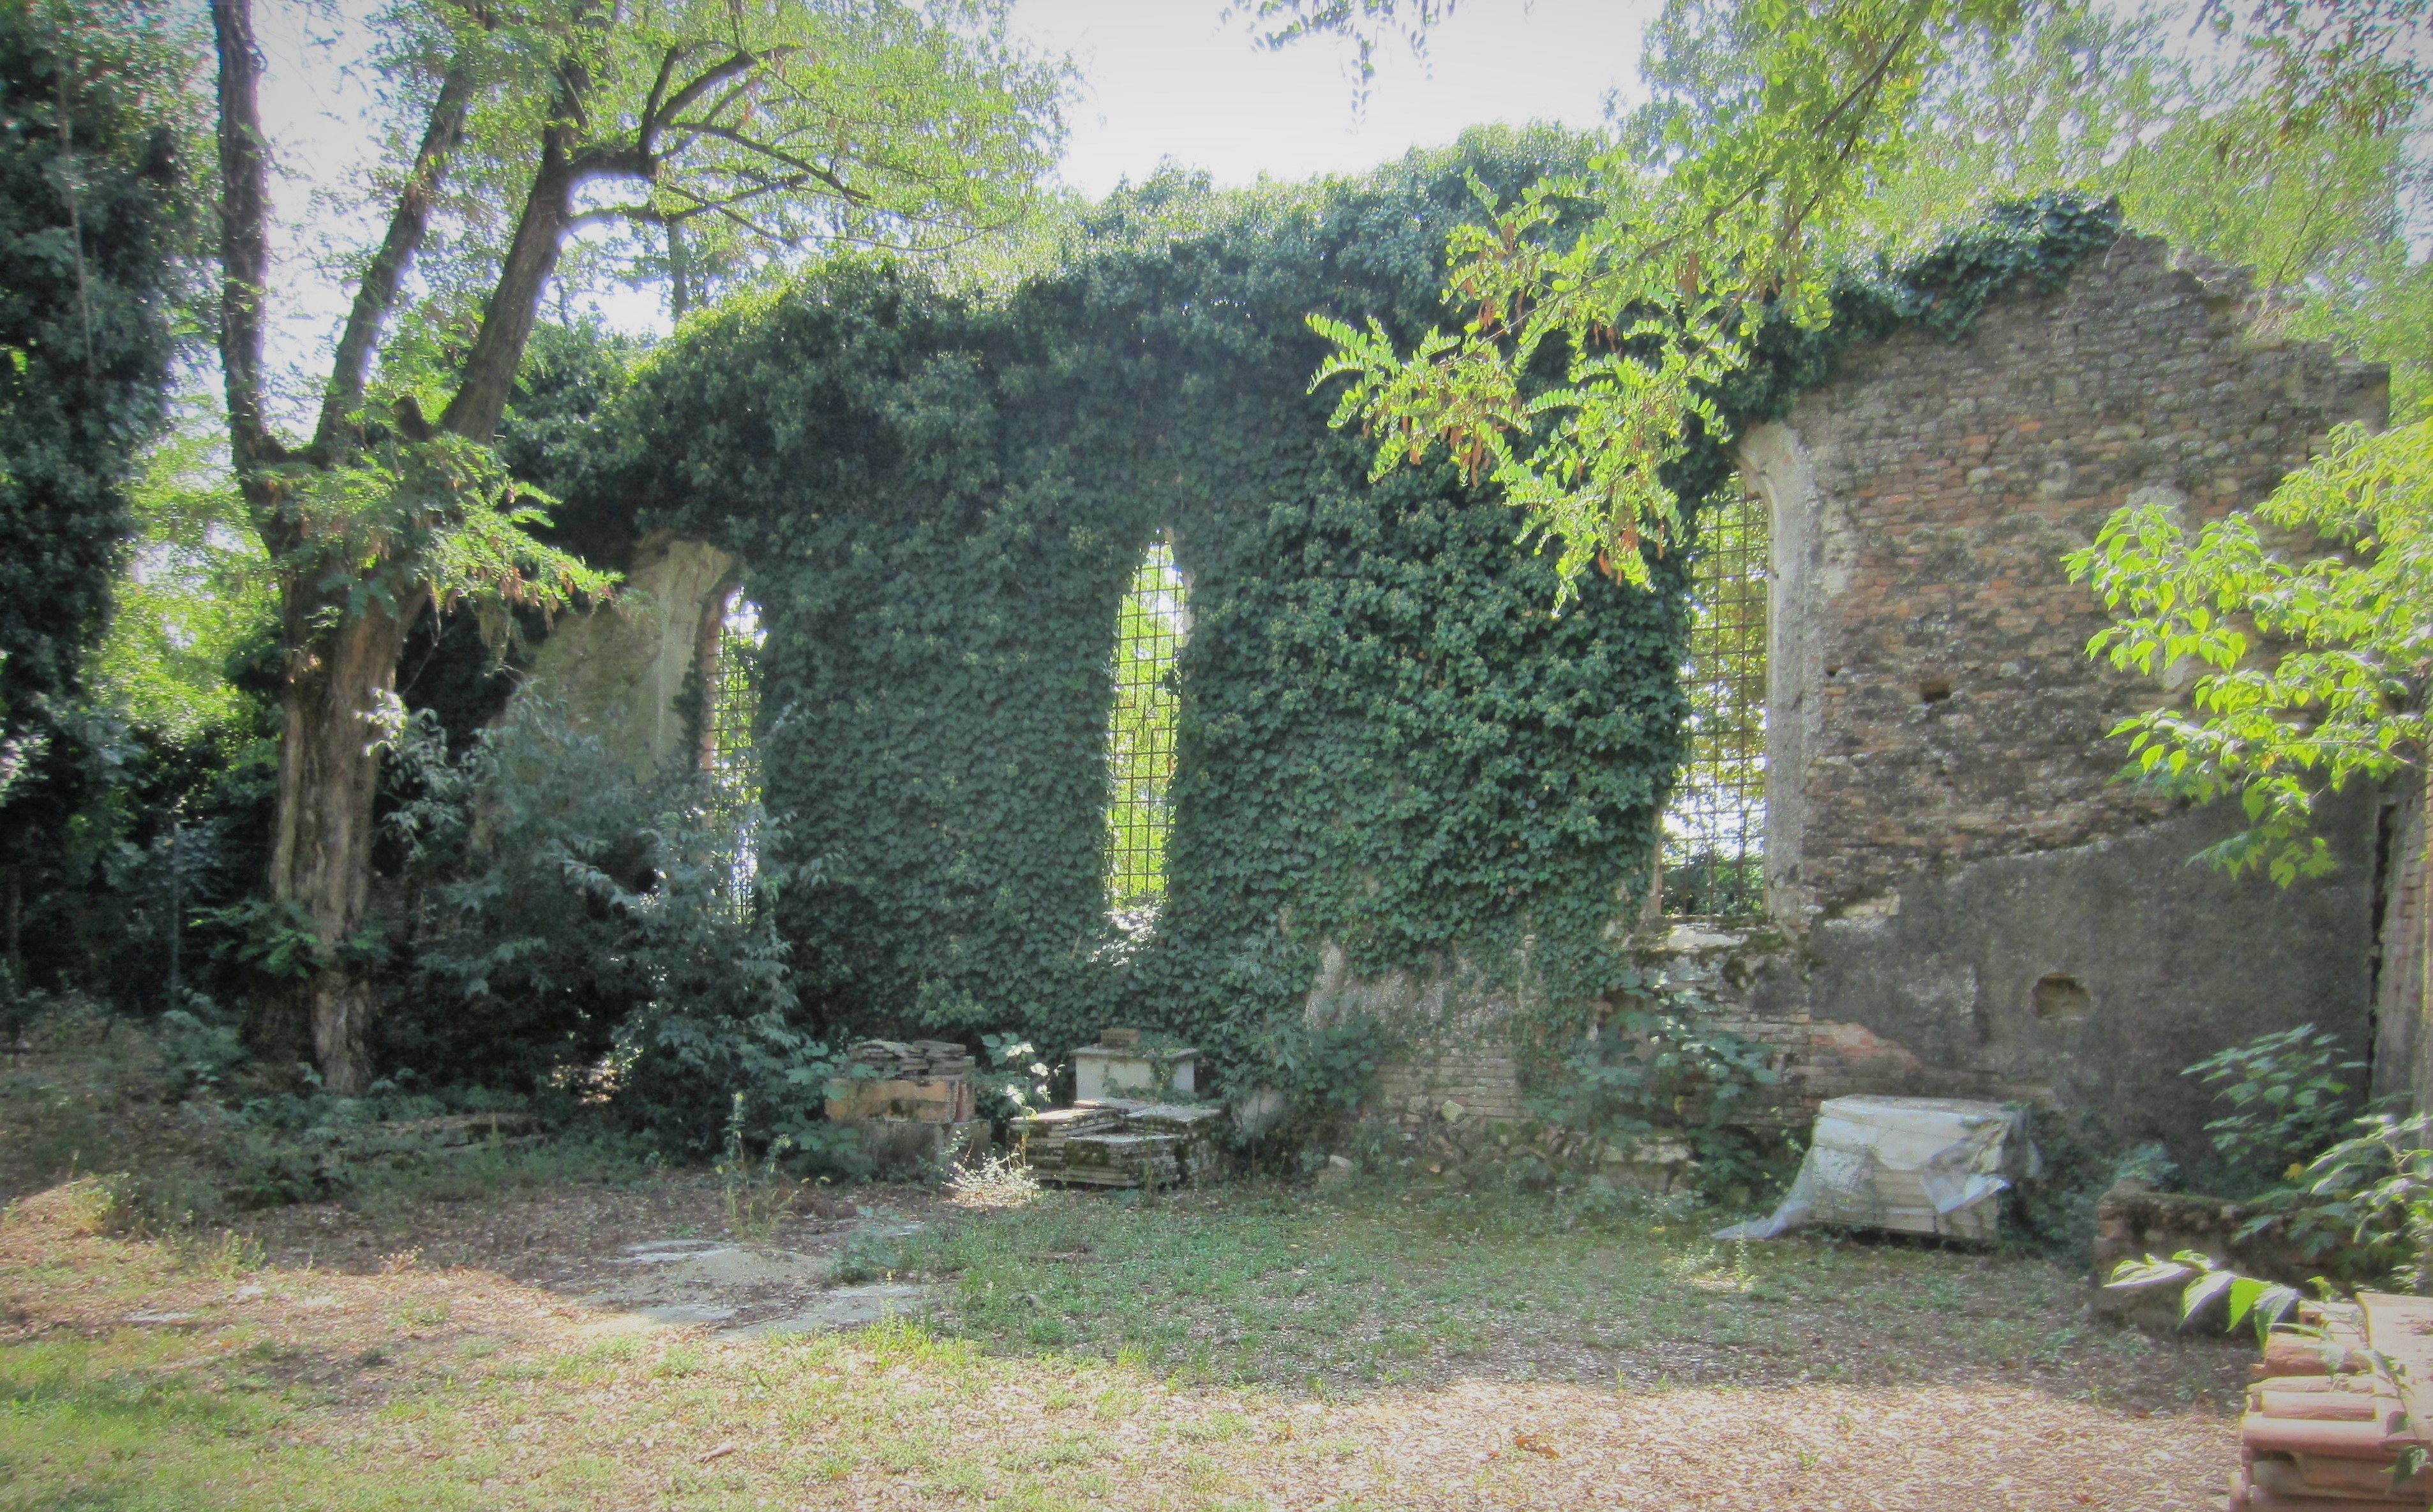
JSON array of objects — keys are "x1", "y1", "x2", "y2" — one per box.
[
  {"x1": 2032, "y1": 973, "x2": 2091, "y2": 1022},
  {"x1": 705, "y1": 591, "x2": 764, "y2": 914},
  {"x1": 1665, "y1": 483, "x2": 1769, "y2": 917},
  {"x1": 1106, "y1": 537, "x2": 1187, "y2": 915}
]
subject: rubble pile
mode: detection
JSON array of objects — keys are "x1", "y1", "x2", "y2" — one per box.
[
  {"x1": 825, "y1": 1039, "x2": 978, "y2": 1125},
  {"x1": 846, "y1": 1039, "x2": 977, "y2": 1080},
  {"x1": 1012, "y1": 1099, "x2": 1223, "y2": 1189},
  {"x1": 2233, "y1": 1292, "x2": 2433, "y2": 1510}
]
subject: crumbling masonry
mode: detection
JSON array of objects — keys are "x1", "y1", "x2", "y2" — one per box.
[{"x1": 1375, "y1": 230, "x2": 2399, "y2": 1163}]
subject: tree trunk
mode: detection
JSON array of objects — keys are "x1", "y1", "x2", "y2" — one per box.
[{"x1": 248, "y1": 592, "x2": 411, "y2": 1093}]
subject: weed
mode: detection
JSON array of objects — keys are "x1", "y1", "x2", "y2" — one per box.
[
  {"x1": 194, "y1": 1230, "x2": 266, "y2": 1278},
  {"x1": 947, "y1": 1150, "x2": 1042, "y2": 1210},
  {"x1": 830, "y1": 1228, "x2": 902, "y2": 1284}
]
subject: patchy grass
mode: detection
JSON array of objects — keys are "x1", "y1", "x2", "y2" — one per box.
[
  {"x1": 0, "y1": 1030, "x2": 2250, "y2": 1508},
  {"x1": 892, "y1": 1179, "x2": 2233, "y2": 1400},
  {"x1": 0, "y1": 1176, "x2": 2244, "y2": 1510}
]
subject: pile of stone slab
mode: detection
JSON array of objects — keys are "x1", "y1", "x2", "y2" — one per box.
[
  {"x1": 848, "y1": 1038, "x2": 977, "y2": 1080},
  {"x1": 2231, "y1": 1292, "x2": 2433, "y2": 1510},
  {"x1": 826, "y1": 1040, "x2": 979, "y2": 1124},
  {"x1": 1011, "y1": 1099, "x2": 1224, "y2": 1189},
  {"x1": 824, "y1": 1039, "x2": 985, "y2": 1176}
]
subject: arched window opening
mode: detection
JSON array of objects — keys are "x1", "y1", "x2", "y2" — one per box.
[
  {"x1": 1665, "y1": 484, "x2": 1768, "y2": 917},
  {"x1": 1107, "y1": 538, "x2": 1187, "y2": 915},
  {"x1": 705, "y1": 592, "x2": 764, "y2": 913}
]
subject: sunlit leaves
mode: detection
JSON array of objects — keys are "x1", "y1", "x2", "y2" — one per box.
[
  {"x1": 2067, "y1": 417, "x2": 2433, "y2": 885},
  {"x1": 384, "y1": 0, "x2": 1068, "y2": 317},
  {"x1": 2102, "y1": 1248, "x2": 2302, "y2": 1345},
  {"x1": 271, "y1": 415, "x2": 615, "y2": 636},
  {"x1": 1305, "y1": 0, "x2": 2030, "y2": 597}
]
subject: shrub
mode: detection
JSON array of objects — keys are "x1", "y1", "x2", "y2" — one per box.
[
  {"x1": 1529, "y1": 969, "x2": 1782, "y2": 1200},
  {"x1": 380, "y1": 698, "x2": 844, "y2": 1161},
  {"x1": 2185, "y1": 1024, "x2": 2369, "y2": 1192}
]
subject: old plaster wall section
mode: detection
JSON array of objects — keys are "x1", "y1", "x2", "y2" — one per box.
[
  {"x1": 515, "y1": 532, "x2": 738, "y2": 778},
  {"x1": 1738, "y1": 421, "x2": 1821, "y2": 932}
]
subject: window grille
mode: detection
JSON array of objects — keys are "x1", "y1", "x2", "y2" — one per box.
[
  {"x1": 705, "y1": 594, "x2": 763, "y2": 914},
  {"x1": 1106, "y1": 539, "x2": 1186, "y2": 910},
  {"x1": 1664, "y1": 485, "x2": 1768, "y2": 917}
]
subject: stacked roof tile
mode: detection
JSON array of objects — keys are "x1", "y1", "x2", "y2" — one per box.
[{"x1": 2234, "y1": 1294, "x2": 2433, "y2": 1511}]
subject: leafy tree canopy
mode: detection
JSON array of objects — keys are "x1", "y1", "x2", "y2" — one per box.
[
  {"x1": 1268, "y1": 0, "x2": 2429, "y2": 589},
  {"x1": 0, "y1": 0, "x2": 200, "y2": 723}
]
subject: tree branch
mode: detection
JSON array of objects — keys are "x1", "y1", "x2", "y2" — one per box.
[
  {"x1": 438, "y1": 50, "x2": 600, "y2": 443},
  {"x1": 663, "y1": 119, "x2": 866, "y2": 202},
  {"x1": 649, "y1": 49, "x2": 778, "y2": 142},
  {"x1": 208, "y1": 0, "x2": 280, "y2": 489},
  {"x1": 310, "y1": 63, "x2": 476, "y2": 461},
  {"x1": 636, "y1": 43, "x2": 685, "y2": 142}
]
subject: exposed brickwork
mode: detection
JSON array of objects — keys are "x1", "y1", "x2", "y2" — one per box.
[
  {"x1": 1356, "y1": 236, "x2": 2391, "y2": 1159},
  {"x1": 1374, "y1": 1048, "x2": 1524, "y2": 1125},
  {"x1": 1763, "y1": 234, "x2": 2387, "y2": 917}
]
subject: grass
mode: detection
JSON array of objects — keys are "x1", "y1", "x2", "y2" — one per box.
[
  {"x1": 891, "y1": 1179, "x2": 2165, "y2": 1393},
  {"x1": 0, "y1": 1170, "x2": 2250, "y2": 1510},
  {"x1": 0, "y1": 1024, "x2": 2252, "y2": 1508}
]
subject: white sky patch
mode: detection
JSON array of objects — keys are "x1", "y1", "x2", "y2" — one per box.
[
  {"x1": 233, "y1": 0, "x2": 1650, "y2": 380},
  {"x1": 1015, "y1": 0, "x2": 1649, "y2": 197}
]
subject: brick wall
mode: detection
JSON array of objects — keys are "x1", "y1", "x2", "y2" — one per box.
[
  {"x1": 1374, "y1": 1049, "x2": 1525, "y2": 1125},
  {"x1": 1753, "y1": 234, "x2": 2388, "y2": 920}
]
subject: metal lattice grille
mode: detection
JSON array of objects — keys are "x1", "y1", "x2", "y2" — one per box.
[
  {"x1": 1107, "y1": 540, "x2": 1186, "y2": 909},
  {"x1": 1665, "y1": 486, "x2": 1768, "y2": 917},
  {"x1": 707, "y1": 595, "x2": 763, "y2": 913}
]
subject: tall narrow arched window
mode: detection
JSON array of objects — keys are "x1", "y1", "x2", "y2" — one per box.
[
  {"x1": 705, "y1": 592, "x2": 763, "y2": 913},
  {"x1": 1106, "y1": 538, "x2": 1187, "y2": 912},
  {"x1": 1664, "y1": 485, "x2": 1767, "y2": 917}
]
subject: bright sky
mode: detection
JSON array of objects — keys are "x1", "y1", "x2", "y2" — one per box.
[
  {"x1": 241, "y1": 0, "x2": 1654, "y2": 405},
  {"x1": 1014, "y1": 0, "x2": 1652, "y2": 197}
]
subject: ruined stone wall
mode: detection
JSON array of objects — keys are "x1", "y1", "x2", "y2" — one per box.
[
  {"x1": 1737, "y1": 233, "x2": 2388, "y2": 1157},
  {"x1": 1749, "y1": 232, "x2": 2388, "y2": 924},
  {"x1": 1365, "y1": 232, "x2": 2393, "y2": 1163},
  {"x1": 2376, "y1": 786, "x2": 2432, "y2": 1114},
  {"x1": 511, "y1": 532, "x2": 737, "y2": 778}
]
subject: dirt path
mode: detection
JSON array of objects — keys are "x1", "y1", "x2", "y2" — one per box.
[{"x1": 232, "y1": 1172, "x2": 951, "y2": 1337}]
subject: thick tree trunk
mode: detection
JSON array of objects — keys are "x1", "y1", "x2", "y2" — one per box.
[
  {"x1": 248, "y1": 594, "x2": 411, "y2": 1093},
  {"x1": 211, "y1": 0, "x2": 624, "y2": 1091}
]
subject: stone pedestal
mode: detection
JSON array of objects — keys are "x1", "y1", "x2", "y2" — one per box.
[
  {"x1": 844, "y1": 1118, "x2": 990, "y2": 1178},
  {"x1": 1072, "y1": 1031, "x2": 1199, "y2": 1102}
]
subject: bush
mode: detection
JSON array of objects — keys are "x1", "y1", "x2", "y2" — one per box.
[
  {"x1": 1245, "y1": 1014, "x2": 1402, "y2": 1163},
  {"x1": 380, "y1": 698, "x2": 844, "y2": 1162},
  {"x1": 2185, "y1": 1024, "x2": 2369, "y2": 1193},
  {"x1": 1529, "y1": 971, "x2": 1783, "y2": 1201}
]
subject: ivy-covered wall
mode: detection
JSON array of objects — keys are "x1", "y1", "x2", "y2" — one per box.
[{"x1": 594, "y1": 132, "x2": 1693, "y2": 1093}]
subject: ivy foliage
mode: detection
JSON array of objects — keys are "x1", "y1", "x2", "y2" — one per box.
[
  {"x1": 595, "y1": 130, "x2": 1689, "y2": 1093},
  {"x1": 589, "y1": 140, "x2": 2129, "y2": 1115}
]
